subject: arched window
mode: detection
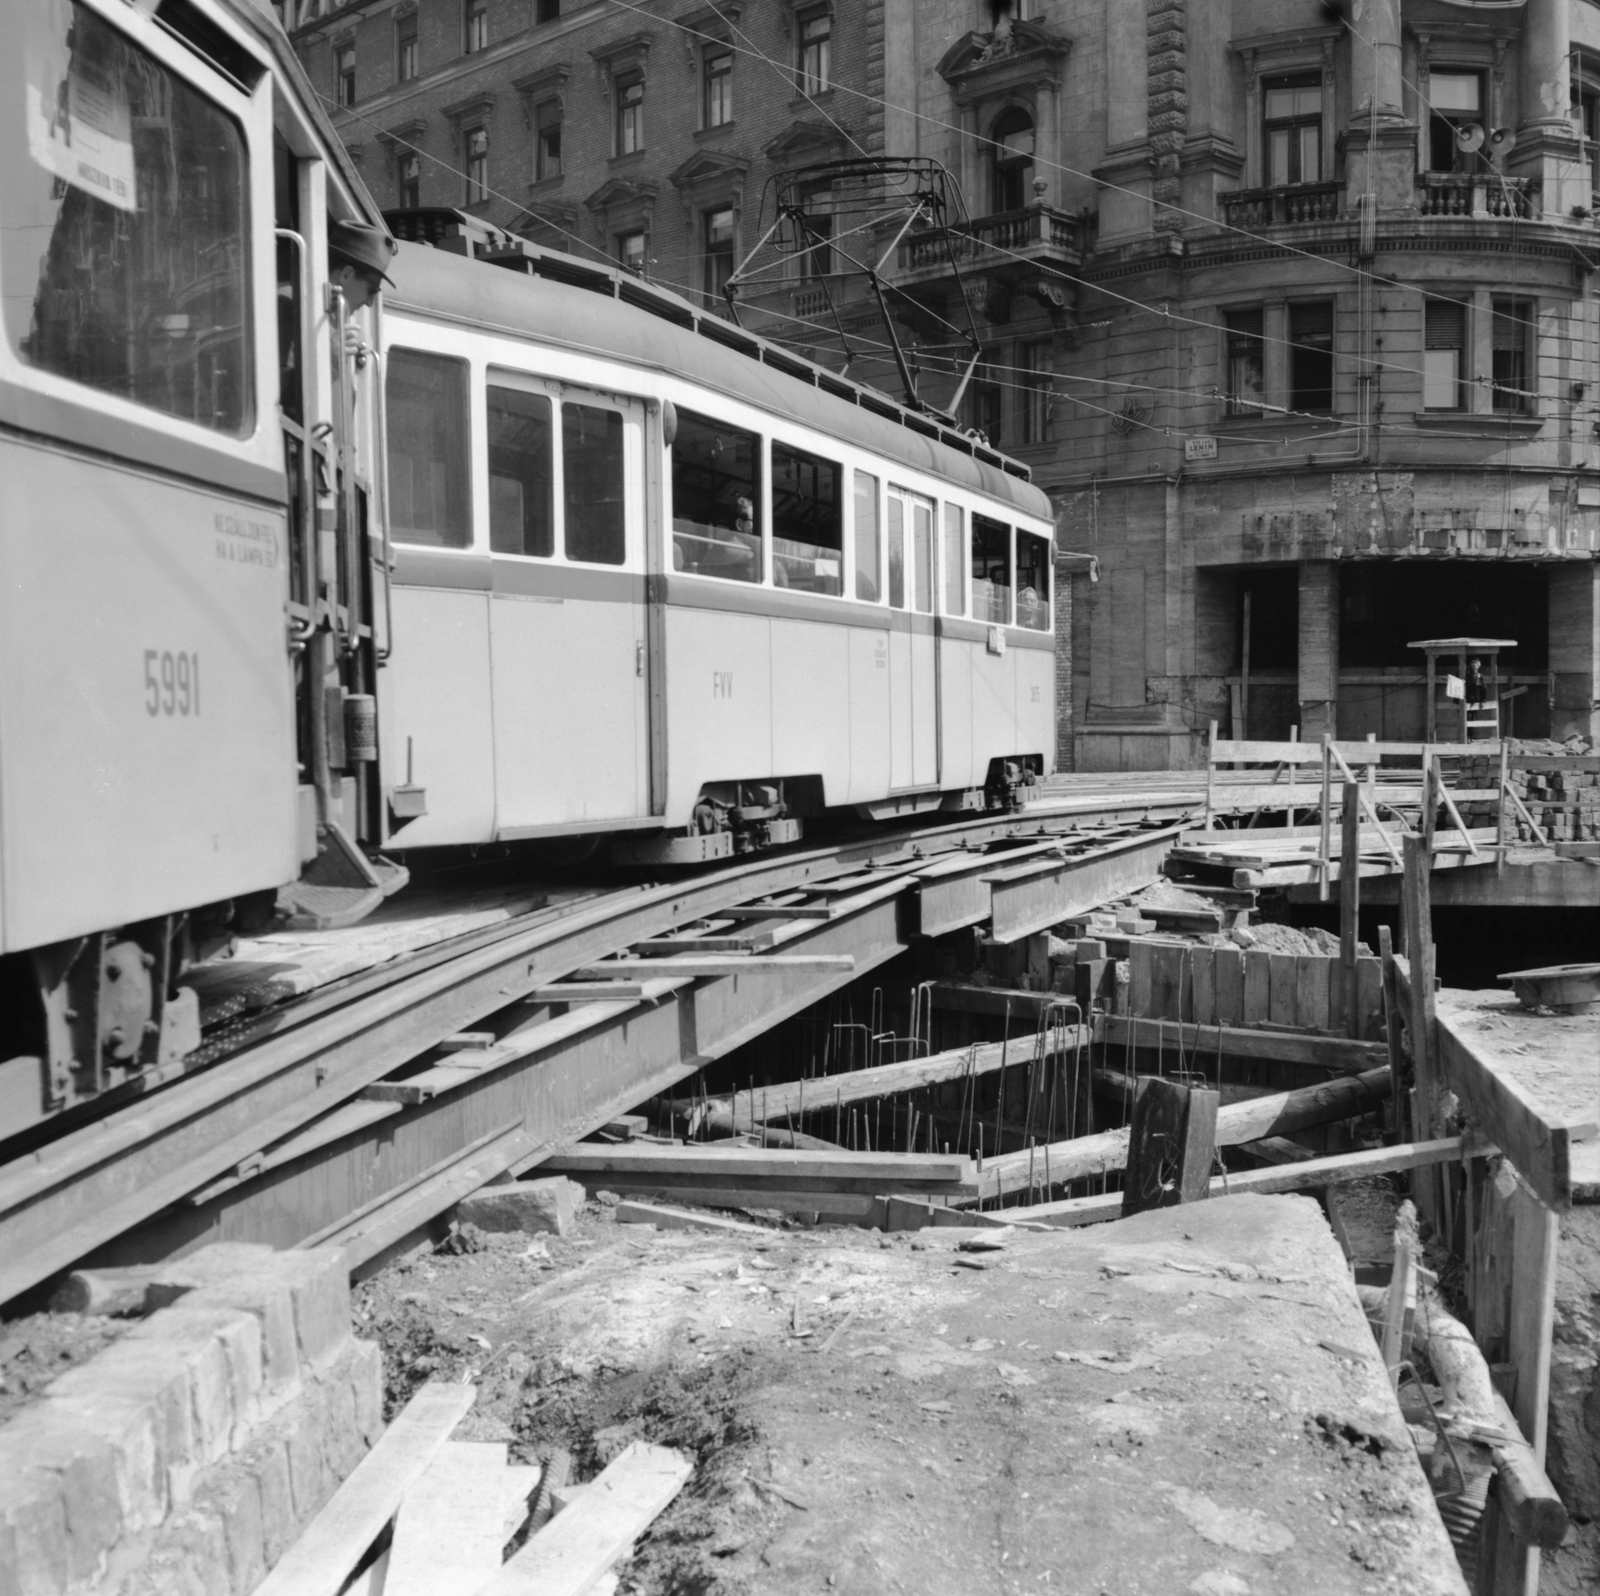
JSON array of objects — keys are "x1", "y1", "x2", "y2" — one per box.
[{"x1": 991, "y1": 107, "x2": 1034, "y2": 213}]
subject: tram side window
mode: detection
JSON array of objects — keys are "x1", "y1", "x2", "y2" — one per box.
[
  {"x1": 971, "y1": 514, "x2": 1011, "y2": 625},
  {"x1": 1015, "y1": 530, "x2": 1051, "y2": 632},
  {"x1": 6, "y1": 3, "x2": 250, "y2": 432},
  {"x1": 772, "y1": 443, "x2": 842, "y2": 594},
  {"x1": 671, "y1": 408, "x2": 760, "y2": 582},
  {"x1": 563, "y1": 403, "x2": 626, "y2": 565},
  {"x1": 388, "y1": 349, "x2": 470, "y2": 547},
  {"x1": 912, "y1": 498, "x2": 933, "y2": 614},
  {"x1": 488, "y1": 385, "x2": 553, "y2": 557},
  {"x1": 887, "y1": 496, "x2": 906, "y2": 609},
  {"x1": 942, "y1": 503, "x2": 966, "y2": 616},
  {"x1": 854, "y1": 471, "x2": 880, "y2": 601}
]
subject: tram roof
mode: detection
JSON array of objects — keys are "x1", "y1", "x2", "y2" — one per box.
[{"x1": 384, "y1": 228, "x2": 1054, "y2": 526}]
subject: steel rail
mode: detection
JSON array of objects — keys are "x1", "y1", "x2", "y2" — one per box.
[{"x1": 0, "y1": 809, "x2": 1182, "y2": 1305}]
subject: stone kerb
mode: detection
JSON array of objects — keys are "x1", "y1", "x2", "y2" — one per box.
[{"x1": 0, "y1": 1243, "x2": 381, "y2": 1596}]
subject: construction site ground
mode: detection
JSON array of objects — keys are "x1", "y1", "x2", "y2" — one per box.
[{"x1": 357, "y1": 1191, "x2": 1464, "y2": 1596}]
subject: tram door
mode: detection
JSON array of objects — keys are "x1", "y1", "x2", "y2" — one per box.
[
  {"x1": 886, "y1": 488, "x2": 939, "y2": 789},
  {"x1": 487, "y1": 380, "x2": 650, "y2": 830}
]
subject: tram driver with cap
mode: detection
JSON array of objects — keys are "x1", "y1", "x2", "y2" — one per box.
[{"x1": 327, "y1": 219, "x2": 396, "y2": 313}]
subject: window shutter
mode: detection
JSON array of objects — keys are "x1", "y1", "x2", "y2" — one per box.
[{"x1": 1425, "y1": 300, "x2": 1465, "y2": 349}]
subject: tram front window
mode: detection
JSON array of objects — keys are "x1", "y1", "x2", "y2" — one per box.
[
  {"x1": 670, "y1": 407, "x2": 760, "y2": 582},
  {"x1": 772, "y1": 442, "x2": 841, "y2": 595},
  {"x1": 4, "y1": 2, "x2": 250, "y2": 433}
]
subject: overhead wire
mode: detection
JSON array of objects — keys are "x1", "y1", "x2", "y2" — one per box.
[
  {"x1": 323, "y1": 6, "x2": 1566, "y2": 428},
  {"x1": 598, "y1": 0, "x2": 1568, "y2": 405}
]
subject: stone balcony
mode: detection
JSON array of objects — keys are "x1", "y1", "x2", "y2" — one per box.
[
  {"x1": 895, "y1": 201, "x2": 1094, "y2": 283},
  {"x1": 1219, "y1": 181, "x2": 1342, "y2": 230},
  {"x1": 1414, "y1": 172, "x2": 1540, "y2": 220}
]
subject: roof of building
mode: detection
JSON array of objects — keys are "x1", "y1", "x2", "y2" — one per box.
[{"x1": 383, "y1": 212, "x2": 1053, "y2": 525}]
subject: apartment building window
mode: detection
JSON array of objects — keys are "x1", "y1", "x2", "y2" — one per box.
[
  {"x1": 1576, "y1": 85, "x2": 1600, "y2": 201},
  {"x1": 967, "y1": 375, "x2": 1002, "y2": 446},
  {"x1": 397, "y1": 13, "x2": 418, "y2": 82},
  {"x1": 397, "y1": 151, "x2": 421, "y2": 208},
  {"x1": 465, "y1": 127, "x2": 489, "y2": 204},
  {"x1": 1492, "y1": 298, "x2": 1534, "y2": 413},
  {"x1": 798, "y1": 7, "x2": 831, "y2": 95},
  {"x1": 535, "y1": 101, "x2": 562, "y2": 180},
  {"x1": 1019, "y1": 340, "x2": 1051, "y2": 444},
  {"x1": 798, "y1": 181, "x2": 832, "y2": 279},
  {"x1": 704, "y1": 207, "x2": 735, "y2": 302},
  {"x1": 704, "y1": 46, "x2": 733, "y2": 128},
  {"x1": 1429, "y1": 72, "x2": 1483, "y2": 172},
  {"x1": 337, "y1": 46, "x2": 356, "y2": 107},
  {"x1": 1262, "y1": 73, "x2": 1321, "y2": 186},
  {"x1": 617, "y1": 230, "x2": 646, "y2": 274},
  {"x1": 536, "y1": 0, "x2": 560, "y2": 20},
  {"x1": 616, "y1": 75, "x2": 644, "y2": 155},
  {"x1": 1224, "y1": 308, "x2": 1265, "y2": 415},
  {"x1": 1289, "y1": 301, "x2": 1334, "y2": 413},
  {"x1": 464, "y1": 0, "x2": 487, "y2": 55},
  {"x1": 992, "y1": 107, "x2": 1034, "y2": 213},
  {"x1": 1423, "y1": 299, "x2": 1466, "y2": 410}
]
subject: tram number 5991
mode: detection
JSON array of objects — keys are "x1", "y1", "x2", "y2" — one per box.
[{"x1": 144, "y1": 650, "x2": 200, "y2": 717}]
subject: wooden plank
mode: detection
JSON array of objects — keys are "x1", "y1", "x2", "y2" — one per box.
[
  {"x1": 1355, "y1": 957, "x2": 1383, "y2": 1043},
  {"x1": 1211, "y1": 740, "x2": 1386, "y2": 766},
  {"x1": 1121, "y1": 1077, "x2": 1218, "y2": 1216},
  {"x1": 970, "y1": 1065, "x2": 1393, "y2": 1201},
  {"x1": 927, "y1": 985, "x2": 1072, "y2": 1018},
  {"x1": 1400, "y1": 837, "x2": 1443, "y2": 1230},
  {"x1": 481, "y1": 1440, "x2": 692, "y2": 1596},
  {"x1": 1128, "y1": 941, "x2": 1155, "y2": 1017},
  {"x1": 386, "y1": 1441, "x2": 509, "y2": 1596},
  {"x1": 1191, "y1": 946, "x2": 1216, "y2": 1029},
  {"x1": 1340, "y1": 784, "x2": 1361, "y2": 1035},
  {"x1": 635, "y1": 935, "x2": 773, "y2": 954},
  {"x1": 572, "y1": 956, "x2": 855, "y2": 978},
  {"x1": 1295, "y1": 956, "x2": 1330, "y2": 1032},
  {"x1": 254, "y1": 1383, "x2": 477, "y2": 1596},
  {"x1": 1148, "y1": 942, "x2": 1184, "y2": 1021},
  {"x1": 1019, "y1": 1137, "x2": 1479, "y2": 1227},
  {"x1": 614, "y1": 1199, "x2": 772, "y2": 1235},
  {"x1": 1243, "y1": 948, "x2": 1271, "y2": 1023},
  {"x1": 1096, "y1": 1014, "x2": 1388, "y2": 1070},
  {"x1": 698, "y1": 1027, "x2": 1087, "y2": 1131},
  {"x1": 580, "y1": 1184, "x2": 883, "y2": 1221},
  {"x1": 1213, "y1": 945, "x2": 1244, "y2": 1026},
  {"x1": 1268, "y1": 952, "x2": 1298, "y2": 1027},
  {"x1": 718, "y1": 904, "x2": 839, "y2": 919},
  {"x1": 544, "y1": 1146, "x2": 969, "y2": 1186},
  {"x1": 504, "y1": 1464, "x2": 542, "y2": 1540},
  {"x1": 526, "y1": 984, "x2": 652, "y2": 1003}
]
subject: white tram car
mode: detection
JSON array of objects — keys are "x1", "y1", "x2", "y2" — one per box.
[
  {"x1": 378, "y1": 217, "x2": 1058, "y2": 862},
  {"x1": 0, "y1": 0, "x2": 393, "y2": 1129}
]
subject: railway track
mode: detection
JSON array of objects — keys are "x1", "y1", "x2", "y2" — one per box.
[{"x1": 0, "y1": 796, "x2": 1194, "y2": 1309}]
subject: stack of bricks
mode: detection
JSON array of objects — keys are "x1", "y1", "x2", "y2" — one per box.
[
  {"x1": 1499, "y1": 737, "x2": 1600, "y2": 842},
  {"x1": 0, "y1": 1244, "x2": 383, "y2": 1596}
]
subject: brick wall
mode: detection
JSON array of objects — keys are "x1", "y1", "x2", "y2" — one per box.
[{"x1": 0, "y1": 1245, "x2": 381, "y2": 1596}]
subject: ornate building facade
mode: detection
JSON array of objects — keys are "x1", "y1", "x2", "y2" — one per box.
[{"x1": 290, "y1": 0, "x2": 1600, "y2": 768}]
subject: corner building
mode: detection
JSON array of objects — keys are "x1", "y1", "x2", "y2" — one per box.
[{"x1": 884, "y1": 0, "x2": 1600, "y2": 767}]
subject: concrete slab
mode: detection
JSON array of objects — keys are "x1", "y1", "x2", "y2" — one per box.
[{"x1": 357, "y1": 1196, "x2": 1467, "y2": 1595}]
